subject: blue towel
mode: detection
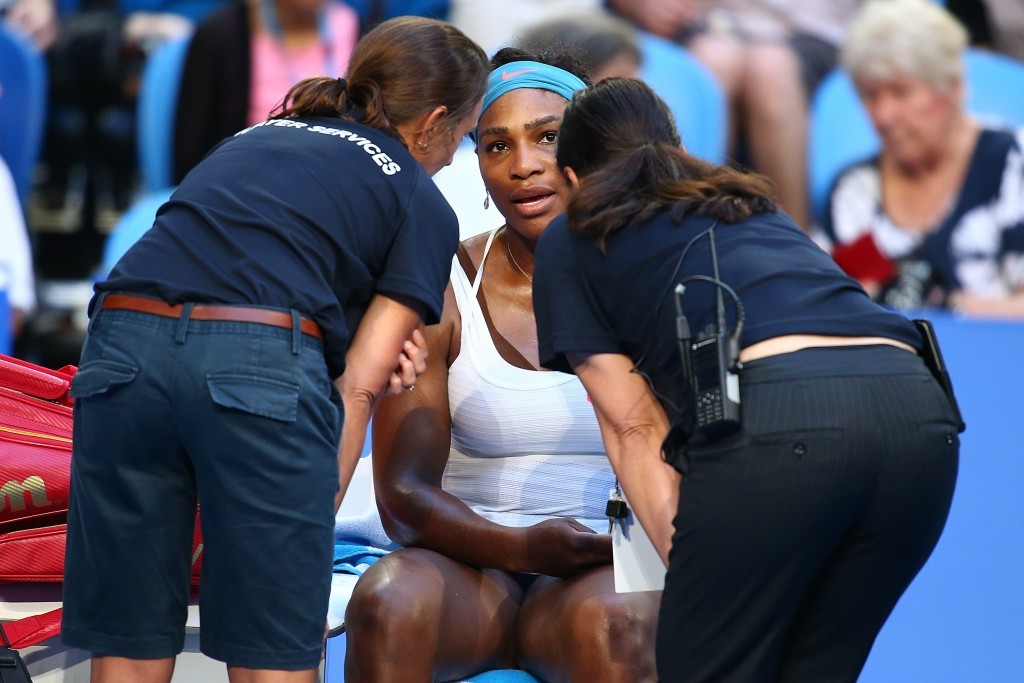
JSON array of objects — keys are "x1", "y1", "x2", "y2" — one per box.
[
  {"x1": 460, "y1": 670, "x2": 541, "y2": 683},
  {"x1": 333, "y1": 506, "x2": 397, "y2": 575},
  {"x1": 333, "y1": 541, "x2": 389, "y2": 575}
]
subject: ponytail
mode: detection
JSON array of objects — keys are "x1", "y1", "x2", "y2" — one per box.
[
  {"x1": 270, "y1": 76, "x2": 350, "y2": 120},
  {"x1": 349, "y1": 78, "x2": 404, "y2": 143}
]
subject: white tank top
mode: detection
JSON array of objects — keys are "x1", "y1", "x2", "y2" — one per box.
[{"x1": 442, "y1": 229, "x2": 614, "y2": 532}]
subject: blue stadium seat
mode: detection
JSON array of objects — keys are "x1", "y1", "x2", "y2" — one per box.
[
  {"x1": 99, "y1": 188, "x2": 175, "y2": 277},
  {"x1": 461, "y1": 671, "x2": 540, "y2": 682},
  {"x1": 0, "y1": 22, "x2": 48, "y2": 213},
  {"x1": 638, "y1": 31, "x2": 727, "y2": 165},
  {"x1": 807, "y1": 48, "x2": 1024, "y2": 224},
  {"x1": 0, "y1": 283, "x2": 9, "y2": 355},
  {"x1": 137, "y1": 35, "x2": 193, "y2": 194}
]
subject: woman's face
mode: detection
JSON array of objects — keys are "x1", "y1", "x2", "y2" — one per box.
[
  {"x1": 413, "y1": 102, "x2": 483, "y2": 177},
  {"x1": 476, "y1": 88, "x2": 572, "y2": 242},
  {"x1": 277, "y1": 0, "x2": 327, "y2": 19},
  {"x1": 856, "y1": 72, "x2": 962, "y2": 171}
]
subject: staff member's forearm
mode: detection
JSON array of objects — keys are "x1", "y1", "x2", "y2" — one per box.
[
  {"x1": 570, "y1": 352, "x2": 680, "y2": 564},
  {"x1": 334, "y1": 293, "x2": 427, "y2": 512},
  {"x1": 598, "y1": 413, "x2": 679, "y2": 565}
]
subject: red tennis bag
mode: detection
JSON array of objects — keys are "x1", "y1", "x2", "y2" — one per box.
[
  {"x1": 0, "y1": 355, "x2": 75, "y2": 534},
  {"x1": 0, "y1": 354, "x2": 203, "y2": 648}
]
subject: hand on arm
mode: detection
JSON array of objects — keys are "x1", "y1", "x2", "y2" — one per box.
[
  {"x1": 381, "y1": 327, "x2": 428, "y2": 396},
  {"x1": 569, "y1": 352, "x2": 680, "y2": 566},
  {"x1": 333, "y1": 293, "x2": 428, "y2": 513}
]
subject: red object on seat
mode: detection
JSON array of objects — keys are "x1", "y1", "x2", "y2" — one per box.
[
  {"x1": 0, "y1": 355, "x2": 74, "y2": 533},
  {"x1": 831, "y1": 232, "x2": 898, "y2": 286},
  {"x1": 0, "y1": 354, "x2": 203, "y2": 649}
]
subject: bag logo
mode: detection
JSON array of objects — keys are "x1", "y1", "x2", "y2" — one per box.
[{"x1": 1, "y1": 476, "x2": 54, "y2": 513}]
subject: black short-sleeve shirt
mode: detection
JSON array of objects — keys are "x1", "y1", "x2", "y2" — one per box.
[
  {"x1": 534, "y1": 209, "x2": 922, "y2": 420},
  {"x1": 100, "y1": 117, "x2": 459, "y2": 378}
]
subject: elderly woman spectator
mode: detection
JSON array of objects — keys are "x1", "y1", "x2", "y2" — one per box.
[{"x1": 822, "y1": 0, "x2": 1024, "y2": 317}]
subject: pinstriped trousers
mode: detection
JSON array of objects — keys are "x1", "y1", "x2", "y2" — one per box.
[{"x1": 657, "y1": 345, "x2": 959, "y2": 683}]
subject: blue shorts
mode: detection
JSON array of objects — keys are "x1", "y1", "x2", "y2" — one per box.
[{"x1": 61, "y1": 304, "x2": 343, "y2": 669}]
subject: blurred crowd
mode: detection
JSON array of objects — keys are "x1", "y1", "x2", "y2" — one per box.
[{"x1": 2, "y1": 0, "x2": 1023, "y2": 368}]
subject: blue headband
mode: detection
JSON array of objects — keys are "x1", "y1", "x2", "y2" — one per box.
[{"x1": 479, "y1": 61, "x2": 587, "y2": 118}]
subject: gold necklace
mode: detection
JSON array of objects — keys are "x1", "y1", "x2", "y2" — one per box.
[{"x1": 505, "y1": 233, "x2": 533, "y2": 283}]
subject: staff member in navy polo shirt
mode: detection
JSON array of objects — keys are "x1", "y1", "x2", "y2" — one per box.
[
  {"x1": 60, "y1": 16, "x2": 489, "y2": 683},
  {"x1": 534, "y1": 78, "x2": 961, "y2": 683}
]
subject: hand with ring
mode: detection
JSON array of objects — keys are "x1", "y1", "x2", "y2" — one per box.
[{"x1": 384, "y1": 328, "x2": 428, "y2": 396}]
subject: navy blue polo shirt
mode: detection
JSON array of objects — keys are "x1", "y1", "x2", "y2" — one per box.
[
  {"x1": 100, "y1": 116, "x2": 458, "y2": 378},
  {"x1": 534, "y1": 208, "x2": 922, "y2": 419}
]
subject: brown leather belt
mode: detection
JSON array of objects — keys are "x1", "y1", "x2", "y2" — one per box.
[{"x1": 100, "y1": 293, "x2": 323, "y2": 341}]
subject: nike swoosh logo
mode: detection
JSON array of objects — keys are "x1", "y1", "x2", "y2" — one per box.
[{"x1": 502, "y1": 68, "x2": 536, "y2": 80}]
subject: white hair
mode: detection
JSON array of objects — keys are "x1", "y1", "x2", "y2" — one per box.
[{"x1": 841, "y1": 0, "x2": 968, "y2": 93}]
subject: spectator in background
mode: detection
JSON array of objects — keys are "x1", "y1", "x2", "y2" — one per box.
[
  {"x1": 32, "y1": 0, "x2": 216, "y2": 269},
  {"x1": 985, "y1": 0, "x2": 1024, "y2": 63},
  {"x1": 0, "y1": 156, "x2": 36, "y2": 343},
  {"x1": 947, "y1": 0, "x2": 1024, "y2": 63},
  {"x1": 448, "y1": 0, "x2": 602, "y2": 54},
  {"x1": 608, "y1": 0, "x2": 863, "y2": 232},
  {"x1": 519, "y1": 11, "x2": 641, "y2": 82},
  {"x1": 343, "y1": 0, "x2": 447, "y2": 32},
  {"x1": 822, "y1": 0, "x2": 1024, "y2": 318},
  {"x1": 2, "y1": 0, "x2": 59, "y2": 49},
  {"x1": 173, "y1": 0, "x2": 360, "y2": 183}
]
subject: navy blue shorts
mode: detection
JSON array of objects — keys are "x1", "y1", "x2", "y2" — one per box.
[{"x1": 61, "y1": 304, "x2": 343, "y2": 669}]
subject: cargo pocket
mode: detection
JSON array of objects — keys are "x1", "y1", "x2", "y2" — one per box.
[
  {"x1": 69, "y1": 360, "x2": 139, "y2": 399},
  {"x1": 206, "y1": 373, "x2": 300, "y2": 423}
]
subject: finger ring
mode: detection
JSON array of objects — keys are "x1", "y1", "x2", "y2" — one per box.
[{"x1": 402, "y1": 384, "x2": 415, "y2": 391}]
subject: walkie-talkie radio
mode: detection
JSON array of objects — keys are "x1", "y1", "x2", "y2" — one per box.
[
  {"x1": 688, "y1": 323, "x2": 741, "y2": 435},
  {"x1": 672, "y1": 223, "x2": 744, "y2": 438}
]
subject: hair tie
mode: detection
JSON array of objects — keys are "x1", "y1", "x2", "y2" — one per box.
[{"x1": 336, "y1": 77, "x2": 348, "y2": 93}]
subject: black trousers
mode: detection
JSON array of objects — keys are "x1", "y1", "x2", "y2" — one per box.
[{"x1": 657, "y1": 345, "x2": 960, "y2": 682}]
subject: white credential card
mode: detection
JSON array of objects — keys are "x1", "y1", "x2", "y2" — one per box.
[{"x1": 612, "y1": 492, "x2": 666, "y2": 593}]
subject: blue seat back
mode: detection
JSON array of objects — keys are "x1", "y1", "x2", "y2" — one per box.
[
  {"x1": 0, "y1": 282, "x2": 9, "y2": 355},
  {"x1": 0, "y1": 23, "x2": 48, "y2": 213},
  {"x1": 639, "y1": 31, "x2": 727, "y2": 165},
  {"x1": 100, "y1": 188, "x2": 175, "y2": 277},
  {"x1": 808, "y1": 49, "x2": 1024, "y2": 224},
  {"x1": 137, "y1": 35, "x2": 193, "y2": 194}
]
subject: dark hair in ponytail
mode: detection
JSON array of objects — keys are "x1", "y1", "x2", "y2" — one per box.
[
  {"x1": 556, "y1": 78, "x2": 776, "y2": 250},
  {"x1": 271, "y1": 16, "x2": 489, "y2": 146}
]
